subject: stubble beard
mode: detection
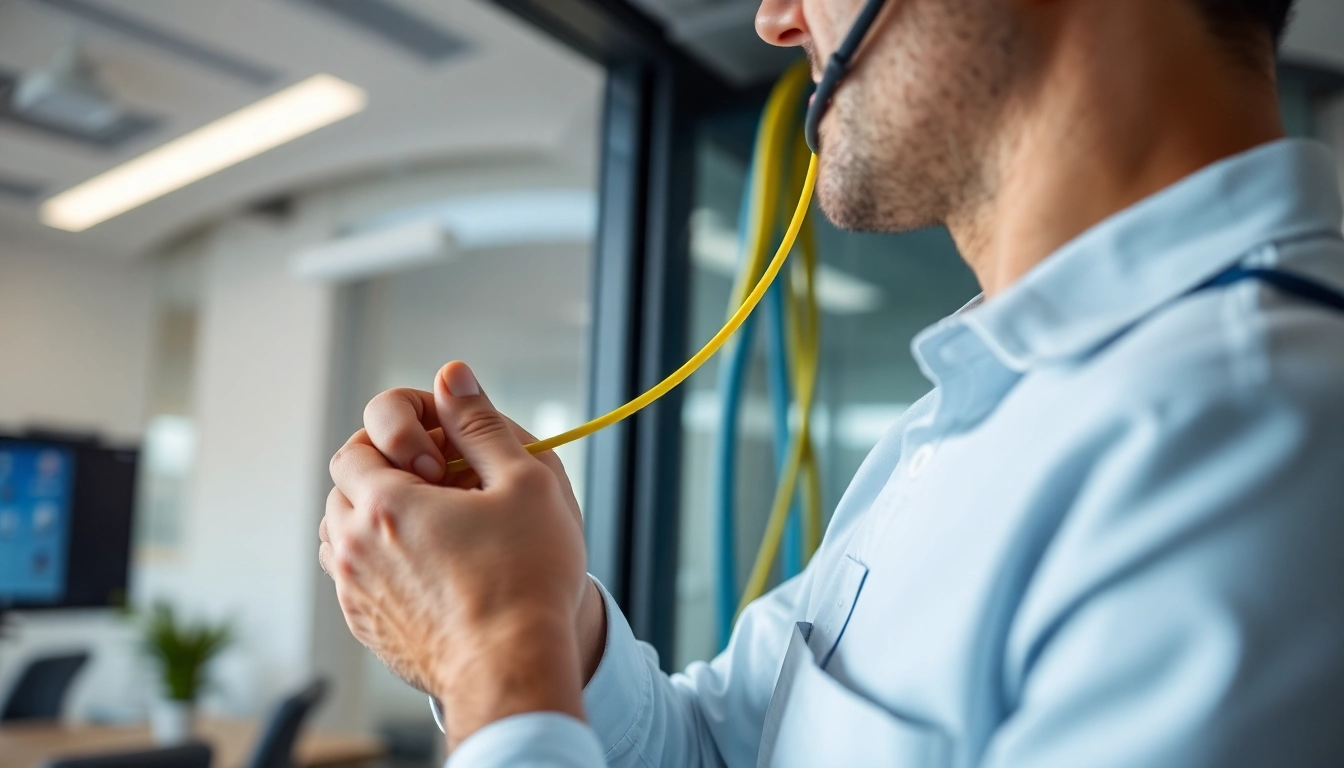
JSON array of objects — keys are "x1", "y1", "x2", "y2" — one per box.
[{"x1": 812, "y1": 0, "x2": 1023, "y2": 235}]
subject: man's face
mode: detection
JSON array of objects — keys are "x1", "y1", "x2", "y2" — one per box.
[{"x1": 758, "y1": 0, "x2": 1025, "y2": 232}]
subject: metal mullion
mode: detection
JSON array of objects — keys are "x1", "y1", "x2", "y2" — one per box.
[
  {"x1": 583, "y1": 62, "x2": 651, "y2": 605},
  {"x1": 489, "y1": 0, "x2": 741, "y2": 665},
  {"x1": 626, "y1": 57, "x2": 696, "y2": 665}
]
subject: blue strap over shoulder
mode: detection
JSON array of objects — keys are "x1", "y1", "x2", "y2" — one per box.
[{"x1": 1196, "y1": 266, "x2": 1344, "y2": 313}]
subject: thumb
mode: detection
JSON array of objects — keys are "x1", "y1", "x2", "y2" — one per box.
[{"x1": 434, "y1": 361, "x2": 531, "y2": 484}]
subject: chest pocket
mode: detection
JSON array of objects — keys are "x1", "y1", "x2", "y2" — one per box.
[
  {"x1": 806, "y1": 554, "x2": 869, "y2": 664},
  {"x1": 757, "y1": 622, "x2": 952, "y2": 768}
]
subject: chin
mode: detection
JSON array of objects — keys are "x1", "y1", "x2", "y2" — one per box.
[
  {"x1": 815, "y1": 154, "x2": 942, "y2": 234},
  {"x1": 811, "y1": 123, "x2": 951, "y2": 234}
]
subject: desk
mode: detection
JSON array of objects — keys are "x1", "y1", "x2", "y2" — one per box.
[{"x1": 0, "y1": 717, "x2": 386, "y2": 768}]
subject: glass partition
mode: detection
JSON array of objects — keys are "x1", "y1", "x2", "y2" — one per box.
[{"x1": 674, "y1": 110, "x2": 980, "y2": 668}]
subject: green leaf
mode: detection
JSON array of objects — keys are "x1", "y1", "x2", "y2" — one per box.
[{"x1": 137, "y1": 601, "x2": 233, "y2": 702}]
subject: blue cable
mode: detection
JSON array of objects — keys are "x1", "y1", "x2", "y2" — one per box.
[
  {"x1": 712, "y1": 313, "x2": 756, "y2": 648},
  {"x1": 762, "y1": 276, "x2": 801, "y2": 579},
  {"x1": 712, "y1": 162, "x2": 762, "y2": 649}
]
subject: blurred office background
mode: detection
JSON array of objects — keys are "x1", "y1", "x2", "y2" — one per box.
[{"x1": 0, "y1": 1, "x2": 1342, "y2": 766}]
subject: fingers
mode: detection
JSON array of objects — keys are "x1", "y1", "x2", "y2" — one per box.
[
  {"x1": 364, "y1": 388, "x2": 445, "y2": 483},
  {"x1": 319, "y1": 486, "x2": 351, "y2": 578},
  {"x1": 330, "y1": 429, "x2": 417, "y2": 509},
  {"x1": 433, "y1": 362, "x2": 532, "y2": 486},
  {"x1": 319, "y1": 541, "x2": 335, "y2": 577},
  {"x1": 322, "y1": 486, "x2": 349, "y2": 540}
]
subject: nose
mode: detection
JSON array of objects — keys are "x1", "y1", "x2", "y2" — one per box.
[{"x1": 756, "y1": 0, "x2": 809, "y2": 47}]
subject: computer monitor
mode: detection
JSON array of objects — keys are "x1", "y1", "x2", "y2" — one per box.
[{"x1": 0, "y1": 436, "x2": 138, "y2": 611}]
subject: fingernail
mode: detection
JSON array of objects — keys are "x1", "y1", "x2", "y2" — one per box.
[
  {"x1": 413, "y1": 454, "x2": 442, "y2": 482},
  {"x1": 446, "y1": 363, "x2": 481, "y2": 398}
]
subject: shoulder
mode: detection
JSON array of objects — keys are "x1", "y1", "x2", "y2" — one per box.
[{"x1": 1076, "y1": 246, "x2": 1344, "y2": 439}]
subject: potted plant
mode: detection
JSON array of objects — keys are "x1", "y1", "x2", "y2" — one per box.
[{"x1": 140, "y1": 602, "x2": 232, "y2": 744}]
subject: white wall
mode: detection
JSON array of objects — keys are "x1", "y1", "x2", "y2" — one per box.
[
  {"x1": 0, "y1": 244, "x2": 154, "y2": 442},
  {"x1": 133, "y1": 212, "x2": 340, "y2": 720}
]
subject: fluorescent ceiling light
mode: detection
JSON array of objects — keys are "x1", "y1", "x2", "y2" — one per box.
[
  {"x1": 351, "y1": 190, "x2": 597, "y2": 249},
  {"x1": 291, "y1": 190, "x2": 595, "y2": 283},
  {"x1": 293, "y1": 220, "x2": 452, "y2": 283},
  {"x1": 41, "y1": 74, "x2": 367, "y2": 232}
]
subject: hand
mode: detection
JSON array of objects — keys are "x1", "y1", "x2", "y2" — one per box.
[
  {"x1": 341, "y1": 375, "x2": 607, "y2": 685},
  {"x1": 319, "y1": 362, "x2": 592, "y2": 746}
]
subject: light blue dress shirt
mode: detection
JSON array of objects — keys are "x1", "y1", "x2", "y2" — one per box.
[{"x1": 444, "y1": 139, "x2": 1344, "y2": 767}]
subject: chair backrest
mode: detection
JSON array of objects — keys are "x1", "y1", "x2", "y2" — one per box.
[
  {"x1": 245, "y1": 678, "x2": 329, "y2": 768},
  {"x1": 1, "y1": 651, "x2": 90, "y2": 722},
  {"x1": 42, "y1": 742, "x2": 212, "y2": 768}
]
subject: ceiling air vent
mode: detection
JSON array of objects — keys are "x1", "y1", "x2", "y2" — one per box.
[
  {"x1": 289, "y1": 0, "x2": 471, "y2": 63},
  {"x1": 13, "y1": 42, "x2": 122, "y2": 135},
  {"x1": 0, "y1": 41, "x2": 157, "y2": 149}
]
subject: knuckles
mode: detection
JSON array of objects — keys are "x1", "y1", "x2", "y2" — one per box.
[
  {"x1": 504, "y1": 460, "x2": 560, "y2": 502},
  {"x1": 329, "y1": 442, "x2": 353, "y2": 480},
  {"x1": 374, "y1": 420, "x2": 418, "y2": 459},
  {"x1": 453, "y1": 409, "x2": 513, "y2": 445},
  {"x1": 363, "y1": 389, "x2": 426, "y2": 461},
  {"x1": 365, "y1": 388, "x2": 420, "y2": 425},
  {"x1": 362, "y1": 484, "x2": 406, "y2": 529}
]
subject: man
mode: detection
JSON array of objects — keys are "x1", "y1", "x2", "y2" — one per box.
[{"x1": 319, "y1": 0, "x2": 1344, "y2": 764}]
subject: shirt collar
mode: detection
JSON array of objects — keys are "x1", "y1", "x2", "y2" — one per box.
[{"x1": 956, "y1": 138, "x2": 1344, "y2": 372}]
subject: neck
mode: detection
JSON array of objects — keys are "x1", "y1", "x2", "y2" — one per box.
[{"x1": 948, "y1": 3, "x2": 1287, "y2": 298}]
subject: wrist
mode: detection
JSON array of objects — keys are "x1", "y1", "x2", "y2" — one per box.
[
  {"x1": 434, "y1": 612, "x2": 585, "y2": 750},
  {"x1": 576, "y1": 578, "x2": 607, "y2": 686}
]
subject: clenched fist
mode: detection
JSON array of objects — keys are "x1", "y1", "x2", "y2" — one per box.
[{"x1": 319, "y1": 362, "x2": 601, "y2": 747}]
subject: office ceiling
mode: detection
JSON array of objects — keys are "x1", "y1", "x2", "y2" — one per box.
[
  {"x1": 0, "y1": 0, "x2": 602, "y2": 260},
  {"x1": 1, "y1": 0, "x2": 1341, "y2": 262}
]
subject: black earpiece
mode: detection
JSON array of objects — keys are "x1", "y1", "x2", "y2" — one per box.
[{"x1": 804, "y1": 0, "x2": 892, "y2": 154}]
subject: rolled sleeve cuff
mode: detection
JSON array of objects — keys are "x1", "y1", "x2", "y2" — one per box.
[
  {"x1": 582, "y1": 575, "x2": 653, "y2": 754},
  {"x1": 446, "y1": 712, "x2": 605, "y2": 768}
]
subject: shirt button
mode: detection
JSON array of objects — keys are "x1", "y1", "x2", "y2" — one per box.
[{"x1": 907, "y1": 444, "x2": 936, "y2": 479}]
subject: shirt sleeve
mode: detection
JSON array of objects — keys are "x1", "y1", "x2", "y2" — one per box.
[
  {"x1": 980, "y1": 388, "x2": 1344, "y2": 767},
  {"x1": 583, "y1": 572, "x2": 811, "y2": 767},
  {"x1": 447, "y1": 714, "x2": 606, "y2": 768},
  {"x1": 441, "y1": 571, "x2": 810, "y2": 768}
]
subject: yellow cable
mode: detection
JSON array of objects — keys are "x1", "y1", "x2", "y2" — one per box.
[
  {"x1": 729, "y1": 62, "x2": 813, "y2": 316},
  {"x1": 794, "y1": 138, "x2": 824, "y2": 561},
  {"x1": 445, "y1": 153, "x2": 819, "y2": 476},
  {"x1": 780, "y1": 130, "x2": 823, "y2": 564}
]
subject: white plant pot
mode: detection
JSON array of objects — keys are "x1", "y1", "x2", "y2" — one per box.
[{"x1": 151, "y1": 699, "x2": 196, "y2": 744}]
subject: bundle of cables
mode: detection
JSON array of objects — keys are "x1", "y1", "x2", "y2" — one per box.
[{"x1": 714, "y1": 61, "x2": 824, "y2": 646}]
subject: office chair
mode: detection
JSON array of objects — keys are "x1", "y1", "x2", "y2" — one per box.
[
  {"x1": 41, "y1": 742, "x2": 212, "y2": 768},
  {"x1": 1, "y1": 651, "x2": 90, "y2": 722},
  {"x1": 244, "y1": 678, "x2": 329, "y2": 768}
]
